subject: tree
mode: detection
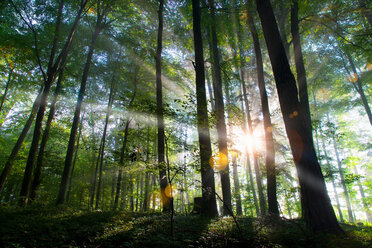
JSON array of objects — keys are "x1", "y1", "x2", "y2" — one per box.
[
  {"x1": 255, "y1": 0, "x2": 342, "y2": 233},
  {"x1": 246, "y1": 7, "x2": 278, "y2": 215},
  {"x1": 207, "y1": 0, "x2": 232, "y2": 216},
  {"x1": 192, "y1": 0, "x2": 218, "y2": 218}
]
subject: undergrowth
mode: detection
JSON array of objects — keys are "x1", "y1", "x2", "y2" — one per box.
[{"x1": 0, "y1": 207, "x2": 370, "y2": 247}]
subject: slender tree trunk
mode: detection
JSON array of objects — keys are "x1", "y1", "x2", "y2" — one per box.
[
  {"x1": 208, "y1": 0, "x2": 232, "y2": 216},
  {"x1": 91, "y1": 138, "x2": 103, "y2": 208},
  {"x1": 30, "y1": 64, "x2": 65, "y2": 201},
  {"x1": 246, "y1": 10, "x2": 278, "y2": 215},
  {"x1": 256, "y1": 0, "x2": 342, "y2": 233},
  {"x1": 57, "y1": 11, "x2": 103, "y2": 205},
  {"x1": 95, "y1": 79, "x2": 115, "y2": 209},
  {"x1": 142, "y1": 127, "x2": 151, "y2": 211},
  {"x1": 320, "y1": 137, "x2": 344, "y2": 222},
  {"x1": 328, "y1": 118, "x2": 354, "y2": 223},
  {"x1": 114, "y1": 66, "x2": 138, "y2": 210},
  {"x1": 192, "y1": 0, "x2": 218, "y2": 218},
  {"x1": 0, "y1": 67, "x2": 13, "y2": 115}
]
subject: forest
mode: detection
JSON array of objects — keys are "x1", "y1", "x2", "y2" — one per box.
[{"x1": 0, "y1": 0, "x2": 371, "y2": 247}]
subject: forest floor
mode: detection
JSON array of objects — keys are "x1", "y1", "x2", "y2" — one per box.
[{"x1": 0, "y1": 207, "x2": 371, "y2": 248}]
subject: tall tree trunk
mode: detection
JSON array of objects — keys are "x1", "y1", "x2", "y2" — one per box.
[
  {"x1": 256, "y1": 0, "x2": 342, "y2": 233},
  {"x1": 155, "y1": 0, "x2": 170, "y2": 212},
  {"x1": 192, "y1": 0, "x2": 218, "y2": 218},
  {"x1": 246, "y1": 10, "x2": 278, "y2": 215},
  {"x1": 208, "y1": 0, "x2": 232, "y2": 216},
  {"x1": 57, "y1": 10, "x2": 103, "y2": 205},
  {"x1": 95, "y1": 78, "x2": 115, "y2": 209}
]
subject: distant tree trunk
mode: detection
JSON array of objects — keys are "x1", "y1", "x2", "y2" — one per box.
[
  {"x1": 354, "y1": 165, "x2": 372, "y2": 223},
  {"x1": 205, "y1": 71, "x2": 215, "y2": 110},
  {"x1": 0, "y1": 67, "x2": 13, "y2": 115},
  {"x1": 246, "y1": 10, "x2": 278, "y2": 215},
  {"x1": 130, "y1": 175, "x2": 134, "y2": 211},
  {"x1": 142, "y1": 127, "x2": 151, "y2": 211},
  {"x1": 232, "y1": 153, "x2": 242, "y2": 215},
  {"x1": 208, "y1": 0, "x2": 232, "y2": 216},
  {"x1": 57, "y1": 11, "x2": 103, "y2": 205},
  {"x1": 95, "y1": 79, "x2": 115, "y2": 209},
  {"x1": 91, "y1": 139, "x2": 103, "y2": 209},
  {"x1": 30, "y1": 63, "x2": 65, "y2": 201},
  {"x1": 66, "y1": 112, "x2": 84, "y2": 203},
  {"x1": 155, "y1": 0, "x2": 170, "y2": 212},
  {"x1": 192, "y1": 0, "x2": 218, "y2": 218},
  {"x1": 328, "y1": 117, "x2": 354, "y2": 223},
  {"x1": 320, "y1": 137, "x2": 343, "y2": 222},
  {"x1": 256, "y1": 0, "x2": 342, "y2": 233}
]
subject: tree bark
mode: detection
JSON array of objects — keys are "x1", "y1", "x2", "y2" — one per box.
[
  {"x1": 208, "y1": 0, "x2": 232, "y2": 216},
  {"x1": 246, "y1": 10, "x2": 278, "y2": 215},
  {"x1": 256, "y1": 0, "x2": 342, "y2": 233},
  {"x1": 192, "y1": 0, "x2": 218, "y2": 218},
  {"x1": 57, "y1": 9, "x2": 103, "y2": 205}
]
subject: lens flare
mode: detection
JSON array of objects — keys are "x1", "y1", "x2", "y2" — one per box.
[{"x1": 209, "y1": 152, "x2": 228, "y2": 171}]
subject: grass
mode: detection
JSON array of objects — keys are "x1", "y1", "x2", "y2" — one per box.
[{"x1": 0, "y1": 207, "x2": 371, "y2": 247}]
